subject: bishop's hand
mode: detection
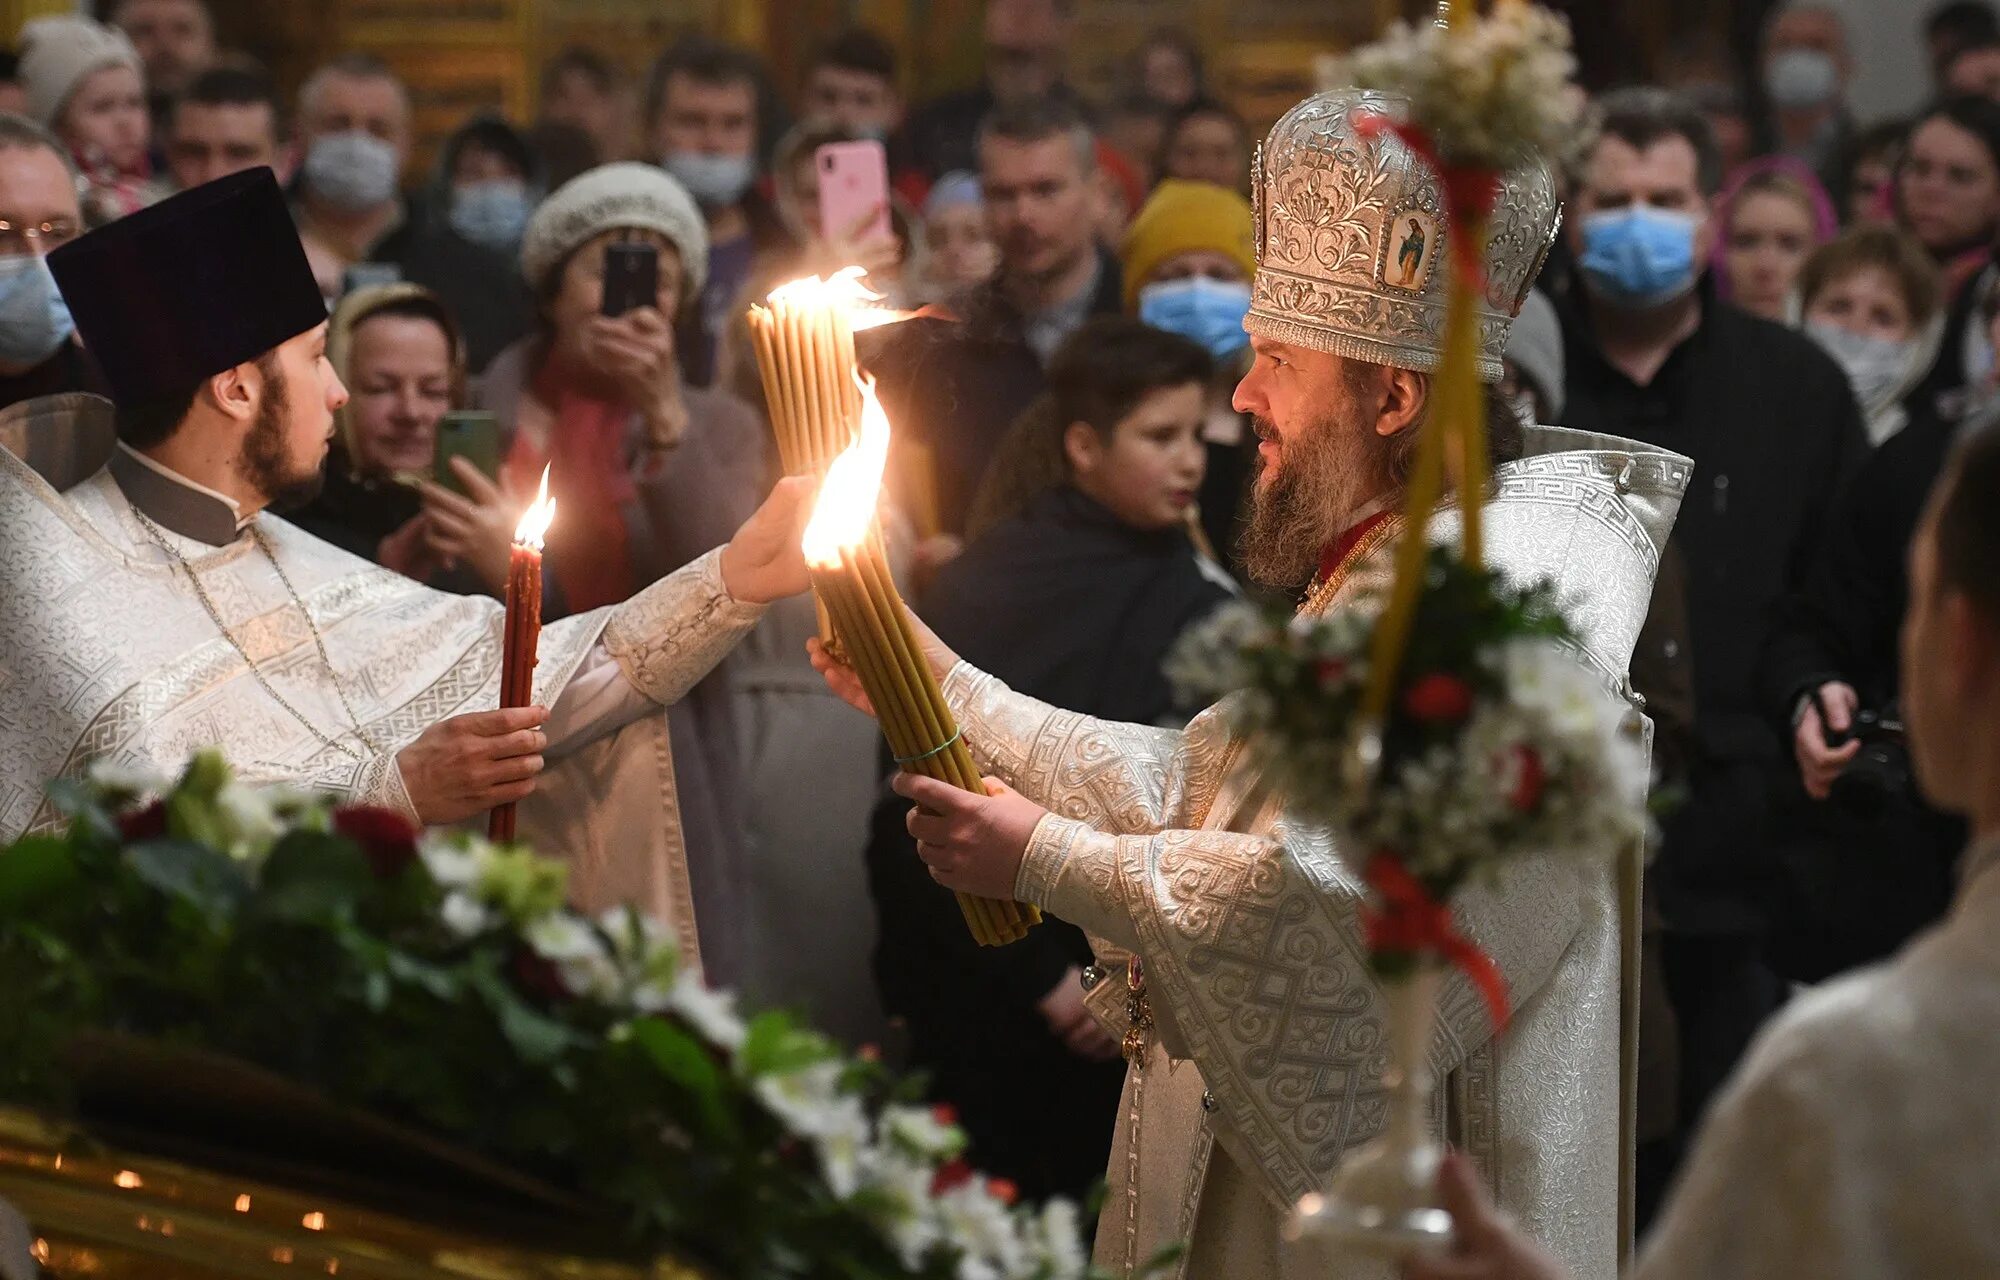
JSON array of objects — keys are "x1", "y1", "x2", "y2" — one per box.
[
  {"x1": 806, "y1": 608, "x2": 962, "y2": 719},
  {"x1": 719, "y1": 475, "x2": 816, "y2": 604},
  {"x1": 895, "y1": 772, "x2": 1043, "y2": 901},
  {"x1": 397, "y1": 706, "x2": 548, "y2": 825},
  {"x1": 1401, "y1": 1151, "x2": 1566, "y2": 1280}
]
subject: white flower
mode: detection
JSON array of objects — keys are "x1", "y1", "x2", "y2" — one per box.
[
  {"x1": 663, "y1": 969, "x2": 747, "y2": 1051},
  {"x1": 213, "y1": 780, "x2": 285, "y2": 863},
  {"x1": 86, "y1": 759, "x2": 170, "y2": 798},
  {"x1": 439, "y1": 889, "x2": 493, "y2": 938},
  {"x1": 855, "y1": 1151, "x2": 943, "y2": 1268},
  {"x1": 934, "y1": 1182, "x2": 1025, "y2": 1280},
  {"x1": 523, "y1": 913, "x2": 619, "y2": 1001},
  {"x1": 809, "y1": 1096, "x2": 873, "y2": 1199},
  {"x1": 880, "y1": 1103, "x2": 964, "y2": 1160},
  {"x1": 597, "y1": 906, "x2": 679, "y2": 991},
  {"x1": 1017, "y1": 1198, "x2": 1087, "y2": 1280},
  {"x1": 419, "y1": 837, "x2": 482, "y2": 890},
  {"x1": 753, "y1": 1061, "x2": 849, "y2": 1137}
]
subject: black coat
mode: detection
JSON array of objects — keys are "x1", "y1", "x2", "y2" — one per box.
[
  {"x1": 1754, "y1": 405, "x2": 1967, "y2": 979},
  {"x1": 865, "y1": 485, "x2": 1233, "y2": 1203},
  {"x1": 1559, "y1": 286, "x2": 1869, "y2": 936}
]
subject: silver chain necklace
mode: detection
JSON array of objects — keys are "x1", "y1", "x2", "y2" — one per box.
[{"x1": 130, "y1": 506, "x2": 387, "y2": 761}]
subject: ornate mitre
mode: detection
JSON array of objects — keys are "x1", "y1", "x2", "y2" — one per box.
[{"x1": 1244, "y1": 88, "x2": 1562, "y2": 380}]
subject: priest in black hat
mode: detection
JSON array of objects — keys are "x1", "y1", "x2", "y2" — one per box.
[{"x1": 0, "y1": 167, "x2": 811, "y2": 979}]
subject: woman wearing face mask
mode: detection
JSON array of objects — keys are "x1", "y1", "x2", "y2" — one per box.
[
  {"x1": 480, "y1": 162, "x2": 766, "y2": 982},
  {"x1": 1797, "y1": 226, "x2": 1945, "y2": 443},
  {"x1": 370, "y1": 114, "x2": 540, "y2": 373},
  {"x1": 1120, "y1": 178, "x2": 1258, "y2": 574},
  {"x1": 18, "y1": 17, "x2": 166, "y2": 224},
  {"x1": 0, "y1": 119, "x2": 106, "y2": 417},
  {"x1": 1893, "y1": 96, "x2": 2000, "y2": 297},
  {"x1": 1713, "y1": 159, "x2": 1838, "y2": 323}
]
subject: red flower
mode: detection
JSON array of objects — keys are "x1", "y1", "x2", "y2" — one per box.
[
  {"x1": 117, "y1": 801, "x2": 167, "y2": 842},
  {"x1": 1313, "y1": 658, "x2": 1349, "y2": 689},
  {"x1": 931, "y1": 1102, "x2": 959, "y2": 1128},
  {"x1": 1506, "y1": 745, "x2": 1548, "y2": 813},
  {"x1": 509, "y1": 946, "x2": 572, "y2": 1003},
  {"x1": 1402, "y1": 672, "x2": 1474, "y2": 723},
  {"x1": 986, "y1": 1177, "x2": 1019, "y2": 1205},
  {"x1": 930, "y1": 1158, "x2": 974, "y2": 1196},
  {"x1": 856, "y1": 1042, "x2": 882, "y2": 1064},
  {"x1": 333, "y1": 806, "x2": 421, "y2": 878}
]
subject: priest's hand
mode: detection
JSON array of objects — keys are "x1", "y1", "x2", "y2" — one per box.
[
  {"x1": 896, "y1": 772, "x2": 1042, "y2": 901},
  {"x1": 1795, "y1": 680, "x2": 1861, "y2": 801},
  {"x1": 719, "y1": 475, "x2": 816, "y2": 604},
  {"x1": 398, "y1": 706, "x2": 549, "y2": 825},
  {"x1": 1040, "y1": 966, "x2": 1122, "y2": 1061},
  {"x1": 806, "y1": 611, "x2": 962, "y2": 718},
  {"x1": 1401, "y1": 1151, "x2": 1565, "y2": 1280}
]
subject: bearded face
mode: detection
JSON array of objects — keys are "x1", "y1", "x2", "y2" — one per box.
[
  {"x1": 238, "y1": 355, "x2": 326, "y2": 511},
  {"x1": 1236, "y1": 353, "x2": 1401, "y2": 588}
]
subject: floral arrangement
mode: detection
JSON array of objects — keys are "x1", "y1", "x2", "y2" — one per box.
[
  {"x1": 1324, "y1": 1, "x2": 1585, "y2": 174},
  {"x1": 1168, "y1": 548, "x2": 1647, "y2": 1019},
  {"x1": 0, "y1": 753, "x2": 1147, "y2": 1280}
]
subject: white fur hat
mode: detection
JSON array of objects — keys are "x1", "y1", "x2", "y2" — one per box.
[
  {"x1": 19, "y1": 16, "x2": 142, "y2": 129},
  {"x1": 520, "y1": 161, "x2": 710, "y2": 298}
]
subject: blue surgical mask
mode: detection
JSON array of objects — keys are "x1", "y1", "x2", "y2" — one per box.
[
  {"x1": 662, "y1": 150, "x2": 755, "y2": 209},
  {"x1": 450, "y1": 179, "x2": 533, "y2": 253},
  {"x1": 1138, "y1": 276, "x2": 1251, "y2": 359},
  {"x1": 0, "y1": 253, "x2": 74, "y2": 366},
  {"x1": 304, "y1": 130, "x2": 402, "y2": 213},
  {"x1": 1578, "y1": 206, "x2": 1702, "y2": 310}
]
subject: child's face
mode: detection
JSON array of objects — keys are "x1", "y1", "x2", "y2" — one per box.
[{"x1": 1069, "y1": 381, "x2": 1209, "y2": 532}]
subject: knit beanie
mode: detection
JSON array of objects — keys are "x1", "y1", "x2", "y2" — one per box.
[
  {"x1": 1120, "y1": 178, "x2": 1256, "y2": 310},
  {"x1": 520, "y1": 161, "x2": 709, "y2": 298},
  {"x1": 20, "y1": 17, "x2": 142, "y2": 129}
]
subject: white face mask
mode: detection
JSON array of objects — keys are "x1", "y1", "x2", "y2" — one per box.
[
  {"x1": 1764, "y1": 49, "x2": 1840, "y2": 110},
  {"x1": 0, "y1": 253, "x2": 75, "y2": 366},
  {"x1": 1806, "y1": 321, "x2": 1917, "y2": 413},
  {"x1": 304, "y1": 131, "x2": 401, "y2": 213}
]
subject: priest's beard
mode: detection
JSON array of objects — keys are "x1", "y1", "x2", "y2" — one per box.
[
  {"x1": 239, "y1": 359, "x2": 325, "y2": 512},
  {"x1": 1239, "y1": 403, "x2": 1395, "y2": 589}
]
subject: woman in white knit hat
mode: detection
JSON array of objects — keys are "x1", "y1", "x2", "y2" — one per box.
[
  {"x1": 18, "y1": 15, "x2": 165, "y2": 222},
  {"x1": 471, "y1": 160, "x2": 770, "y2": 988}
]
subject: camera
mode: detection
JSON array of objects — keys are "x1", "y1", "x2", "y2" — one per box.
[{"x1": 1823, "y1": 703, "x2": 1910, "y2": 817}]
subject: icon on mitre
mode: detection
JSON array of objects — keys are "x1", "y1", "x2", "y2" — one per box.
[{"x1": 1382, "y1": 207, "x2": 1439, "y2": 293}]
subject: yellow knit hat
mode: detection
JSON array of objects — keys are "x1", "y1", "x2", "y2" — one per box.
[{"x1": 1120, "y1": 179, "x2": 1257, "y2": 311}]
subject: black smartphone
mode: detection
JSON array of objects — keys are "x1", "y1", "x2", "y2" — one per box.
[
  {"x1": 602, "y1": 239, "x2": 659, "y2": 318},
  {"x1": 433, "y1": 410, "x2": 500, "y2": 495}
]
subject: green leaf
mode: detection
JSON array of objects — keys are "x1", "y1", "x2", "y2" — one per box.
[
  {"x1": 468, "y1": 966, "x2": 579, "y2": 1065},
  {"x1": 738, "y1": 1010, "x2": 835, "y2": 1078},
  {"x1": 0, "y1": 836, "x2": 80, "y2": 913},
  {"x1": 256, "y1": 832, "x2": 370, "y2": 923},
  {"x1": 123, "y1": 839, "x2": 250, "y2": 920},
  {"x1": 628, "y1": 1016, "x2": 734, "y2": 1140}
]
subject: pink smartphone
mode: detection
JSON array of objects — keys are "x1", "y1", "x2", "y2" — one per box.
[{"x1": 816, "y1": 139, "x2": 892, "y2": 245}]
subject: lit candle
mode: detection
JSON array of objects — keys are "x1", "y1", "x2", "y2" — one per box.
[
  {"x1": 490, "y1": 465, "x2": 555, "y2": 843},
  {"x1": 802, "y1": 375, "x2": 1038, "y2": 946}
]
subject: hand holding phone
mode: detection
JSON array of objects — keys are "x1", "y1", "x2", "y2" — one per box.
[
  {"x1": 816, "y1": 140, "x2": 893, "y2": 250},
  {"x1": 433, "y1": 410, "x2": 500, "y2": 496},
  {"x1": 602, "y1": 239, "x2": 660, "y2": 318}
]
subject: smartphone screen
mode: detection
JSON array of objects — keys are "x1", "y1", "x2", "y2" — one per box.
[
  {"x1": 816, "y1": 140, "x2": 892, "y2": 245},
  {"x1": 433, "y1": 410, "x2": 500, "y2": 494},
  {"x1": 602, "y1": 239, "x2": 660, "y2": 318}
]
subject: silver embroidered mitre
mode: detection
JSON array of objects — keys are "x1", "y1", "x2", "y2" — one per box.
[{"x1": 1245, "y1": 88, "x2": 1562, "y2": 380}]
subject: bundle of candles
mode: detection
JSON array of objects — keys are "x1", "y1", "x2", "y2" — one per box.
[
  {"x1": 804, "y1": 374, "x2": 1039, "y2": 947},
  {"x1": 490, "y1": 466, "x2": 556, "y2": 843}
]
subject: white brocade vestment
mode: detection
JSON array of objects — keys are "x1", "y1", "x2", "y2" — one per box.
[
  {"x1": 942, "y1": 429, "x2": 1691, "y2": 1279},
  {"x1": 0, "y1": 399, "x2": 768, "y2": 973}
]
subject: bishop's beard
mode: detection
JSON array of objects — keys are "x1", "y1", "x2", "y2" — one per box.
[
  {"x1": 1238, "y1": 410, "x2": 1392, "y2": 589},
  {"x1": 239, "y1": 359, "x2": 325, "y2": 512}
]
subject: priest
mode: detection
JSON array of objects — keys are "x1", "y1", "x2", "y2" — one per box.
[
  {"x1": 0, "y1": 168, "x2": 813, "y2": 975},
  {"x1": 814, "y1": 91, "x2": 1691, "y2": 1277}
]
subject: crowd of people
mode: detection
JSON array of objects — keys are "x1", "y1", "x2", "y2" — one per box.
[{"x1": 0, "y1": 0, "x2": 1997, "y2": 1260}]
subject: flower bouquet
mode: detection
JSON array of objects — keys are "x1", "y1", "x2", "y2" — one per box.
[
  {"x1": 0, "y1": 752, "x2": 1131, "y2": 1280},
  {"x1": 1169, "y1": 548, "x2": 1647, "y2": 1253}
]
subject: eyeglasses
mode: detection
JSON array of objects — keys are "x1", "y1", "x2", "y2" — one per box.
[{"x1": 0, "y1": 218, "x2": 81, "y2": 256}]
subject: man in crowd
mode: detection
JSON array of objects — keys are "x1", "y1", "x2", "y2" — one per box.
[
  {"x1": 1928, "y1": 0, "x2": 2000, "y2": 92},
  {"x1": 1558, "y1": 87, "x2": 1866, "y2": 1159},
  {"x1": 1944, "y1": 33, "x2": 2000, "y2": 100},
  {"x1": 822, "y1": 88, "x2": 1679, "y2": 1278},
  {"x1": 908, "y1": 0, "x2": 1084, "y2": 178},
  {"x1": 1411, "y1": 424, "x2": 2000, "y2": 1280},
  {"x1": 1161, "y1": 97, "x2": 1252, "y2": 194},
  {"x1": 0, "y1": 52, "x2": 27, "y2": 118},
  {"x1": 538, "y1": 45, "x2": 631, "y2": 168},
  {"x1": 1760, "y1": 4, "x2": 1854, "y2": 182},
  {"x1": 107, "y1": 0, "x2": 214, "y2": 104},
  {"x1": 865, "y1": 98, "x2": 1121, "y2": 536},
  {"x1": 165, "y1": 64, "x2": 288, "y2": 191},
  {"x1": 1, "y1": 167, "x2": 816, "y2": 976},
  {"x1": 0, "y1": 115, "x2": 102, "y2": 420},
  {"x1": 292, "y1": 53, "x2": 411, "y2": 301},
  {"x1": 644, "y1": 35, "x2": 785, "y2": 386},
  {"x1": 799, "y1": 26, "x2": 928, "y2": 206}
]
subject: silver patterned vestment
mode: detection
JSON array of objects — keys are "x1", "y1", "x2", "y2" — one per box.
[
  {"x1": 0, "y1": 395, "x2": 768, "y2": 971},
  {"x1": 944, "y1": 429, "x2": 1691, "y2": 1279}
]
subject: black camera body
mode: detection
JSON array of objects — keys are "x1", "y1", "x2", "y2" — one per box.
[{"x1": 1825, "y1": 704, "x2": 1910, "y2": 816}]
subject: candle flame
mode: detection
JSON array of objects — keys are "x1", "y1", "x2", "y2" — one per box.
[
  {"x1": 802, "y1": 372, "x2": 892, "y2": 568},
  {"x1": 755, "y1": 265, "x2": 908, "y2": 331},
  {"x1": 514, "y1": 465, "x2": 556, "y2": 549}
]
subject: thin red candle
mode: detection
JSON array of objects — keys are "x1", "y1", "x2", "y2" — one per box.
[{"x1": 490, "y1": 466, "x2": 554, "y2": 842}]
